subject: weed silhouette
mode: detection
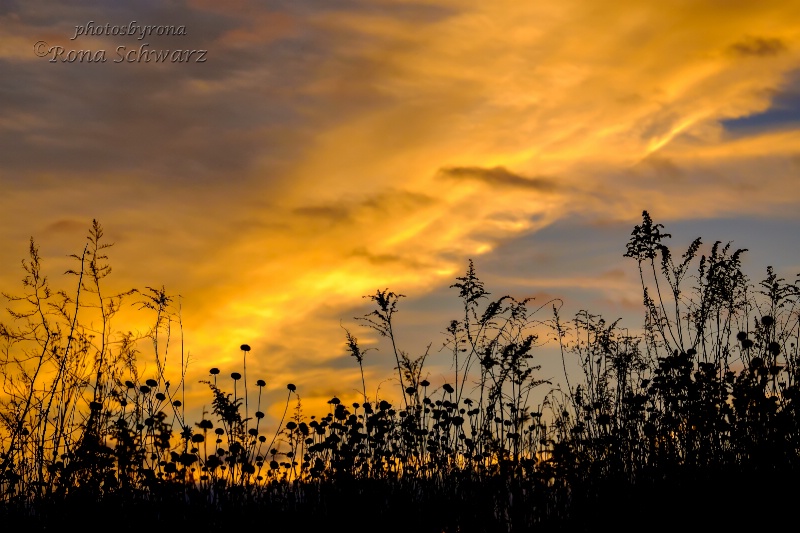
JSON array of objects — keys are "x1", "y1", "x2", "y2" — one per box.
[{"x1": 1, "y1": 213, "x2": 799, "y2": 531}]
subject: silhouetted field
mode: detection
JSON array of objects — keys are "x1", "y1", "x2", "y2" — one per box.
[{"x1": 2, "y1": 213, "x2": 799, "y2": 531}]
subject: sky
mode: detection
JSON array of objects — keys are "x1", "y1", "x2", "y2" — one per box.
[{"x1": 2, "y1": 0, "x2": 800, "y2": 423}]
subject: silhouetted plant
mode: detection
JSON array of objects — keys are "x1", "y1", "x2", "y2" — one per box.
[{"x1": 2, "y1": 213, "x2": 799, "y2": 530}]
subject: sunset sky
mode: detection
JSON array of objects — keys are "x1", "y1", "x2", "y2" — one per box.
[{"x1": 2, "y1": 0, "x2": 800, "y2": 422}]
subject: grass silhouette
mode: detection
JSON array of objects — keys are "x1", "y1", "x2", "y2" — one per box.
[{"x1": 1, "y1": 212, "x2": 799, "y2": 531}]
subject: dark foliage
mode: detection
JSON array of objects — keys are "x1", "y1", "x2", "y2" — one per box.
[{"x1": 2, "y1": 213, "x2": 800, "y2": 530}]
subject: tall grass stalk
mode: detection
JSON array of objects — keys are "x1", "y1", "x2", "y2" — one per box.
[{"x1": 1, "y1": 213, "x2": 799, "y2": 531}]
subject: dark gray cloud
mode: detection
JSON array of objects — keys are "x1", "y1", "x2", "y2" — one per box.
[
  {"x1": 361, "y1": 189, "x2": 438, "y2": 212},
  {"x1": 727, "y1": 36, "x2": 787, "y2": 57},
  {"x1": 0, "y1": 0, "x2": 19, "y2": 16},
  {"x1": 0, "y1": 0, "x2": 461, "y2": 199},
  {"x1": 0, "y1": 0, "x2": 310, "y2": 188},
  {"x1": 42, "y1": 218, "x2": 88, "y2": 235},
  {"x1": 437, "y1": 166, "x2": 557, "y2": 193},
  {"x1": 634, "y1": 155, "x2": 684, "y2": 183},
  {"x1": 292, "y1": 190, "x2": 437, "y2": 226},
  {"x1": 722, "y1": 69, "x2": 800, "y2": 135},
  {"x1": 274, "y1": 0, "x2": 455, "y2": 22},
  {"x1": 348, "y1": 246, "x2": 429, "y2": 269},
  {"x1": 293, "y1": 205, "x2": 352, "y2": 222}
]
